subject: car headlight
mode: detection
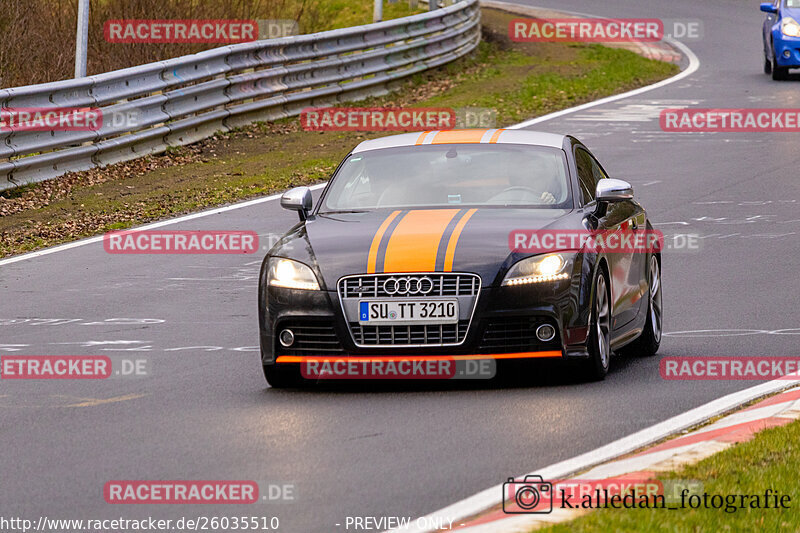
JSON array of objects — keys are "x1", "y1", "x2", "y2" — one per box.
[
  {"x1": 502, "y1": 253, "x2": 574, "y2": 286},
  {"x1": 268, "y1": 257, "x2": 320, "y2": 290},
  {"x1": 782, "y1": 17, "x2": 800, "y2": 37}
]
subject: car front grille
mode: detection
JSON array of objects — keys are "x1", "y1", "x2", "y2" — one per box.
[
  {"x1": 477, "y1": 317, "x2": 561, "y2": 354},
  {"x1": 275, "y1": 319, "x2": 344, "y2": 356},
  {"x1": 338, "y1": 273, "x2": 481, "y2": 347},
  {"x1": 339, "y1": 273, "x2": 479, "y2": 298},
  {"x1": 350, "y1": 322, "x2": 470, "y2": 346}
]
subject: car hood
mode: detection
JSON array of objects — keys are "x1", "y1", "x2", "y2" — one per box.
[{"x1": 275, "y1": 208, "x2": 578, "y2": 289}]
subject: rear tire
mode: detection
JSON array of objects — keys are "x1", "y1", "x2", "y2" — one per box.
[
  {"x1": 263, "y1": 363, "x2": 305, "y2": 388},
  {"x1": 619, "y1": 255, "x2": 662, "y2": 357},
  {"x1": 581, "y1": 269, "x2": 611, "y2": 381}
]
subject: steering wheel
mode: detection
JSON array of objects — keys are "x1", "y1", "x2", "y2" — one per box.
[{"x1": 487, "y1": 186, "x2": 546, "y2": 203}]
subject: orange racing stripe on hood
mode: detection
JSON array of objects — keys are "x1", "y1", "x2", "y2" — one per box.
[
  {"x1": 367, "y1": 210, "x2": 402, "y2": 274},
  {"x1": 443, "y1": 208, "x2": 477, "y2": 271},
  {"x1": 488, "y1": 128, "x2": 505, "y2": 143},
  {"x1": 382, "y1": 209, "x2": 460, "y2": 273},
  {"x1": 430, "y1": 129, "x2": 488, "y2": 144}
]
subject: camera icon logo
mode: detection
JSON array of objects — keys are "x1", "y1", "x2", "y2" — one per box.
[{"x1": 502, "y1": 475, "x2": 553, "y2": 514}]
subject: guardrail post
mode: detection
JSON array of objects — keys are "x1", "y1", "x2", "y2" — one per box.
[
  {"x1": 374, "y1": 0, "x2": 384, "y2": 22},
  {"x1": 74, "y1": 0, "x2": 90, "y2": 78},
  {"x1": 429, "y1": 0, "x2": 438, "y2": 11}
]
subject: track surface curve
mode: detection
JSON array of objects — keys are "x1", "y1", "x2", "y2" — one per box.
[{"x1": 2, "y1": 1, "x2": 799, "y2": 531}]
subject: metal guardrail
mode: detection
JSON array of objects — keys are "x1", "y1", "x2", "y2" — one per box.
[{"x1": 0, "y1": 0, "x2": 480, "y2": 191}]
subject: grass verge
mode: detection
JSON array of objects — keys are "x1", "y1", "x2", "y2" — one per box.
[
  {"x1": 538, "y1": 418, "x2": 800, "y2": 532},
  {"x1": 0, "y1": 8, "x2": 678, "y2": 258},
  {"x1": 312, "y1": 0, "x2": 424, "y2": 30}
]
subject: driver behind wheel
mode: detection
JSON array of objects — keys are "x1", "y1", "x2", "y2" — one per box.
[{"x1": 489, "y1": 151, "x2": 563, "y2": 205}]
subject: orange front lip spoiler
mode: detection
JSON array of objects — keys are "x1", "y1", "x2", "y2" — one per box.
[{"x1": 275, "y1": 351, "x2": 562, "y2": 364}]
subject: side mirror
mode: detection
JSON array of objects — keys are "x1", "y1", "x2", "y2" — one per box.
[
  {"x1": 596, "y1": 179, "x2": 634, "y2": 203},
  {"x1": 760, "y1": 2, "x2": 777, "y2": 13},
  {"x1": 281, "y1": 186, "x2": 313, "y2": 220}
]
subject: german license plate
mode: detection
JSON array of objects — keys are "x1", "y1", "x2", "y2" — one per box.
[{"x1": 358, "y1": 299, "x2": 459, "y2": 325}]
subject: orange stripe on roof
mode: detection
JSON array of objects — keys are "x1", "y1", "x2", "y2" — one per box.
[
  {"x1": 383, "y1": 209, "x2": 460, "y2": 273},
  {"x1": 430, "y1": 129, "x2": 489, "y2": 145},
  {"x1": 443, "y1": 208, "x2": 477, "y2": 272},
  {"x1": 489, "y1": 128, "x2": 505, "y2": 143},
  {"x1": 276, "y1": 352, "x2": 563, "y2": 363},
  {"x1": 367, "y1": 210, "x2": 401, "y2": 274},
  {"x1": 415, "y1": 131, "x2": 431, "y2": 145}
]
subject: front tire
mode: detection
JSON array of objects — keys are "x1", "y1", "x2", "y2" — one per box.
[
  {"x1": 263, "y1": 363, "x2": 305, "y2": 388},
  {"x1": 771, "y1": 51, "x2": 789, "y2": 80},
  {"x1": 581, "y1": 269, "x2": 611, "y2": 381},
  {"x1": 764, "y1": 56, "x2": 773, "y2": 74}
]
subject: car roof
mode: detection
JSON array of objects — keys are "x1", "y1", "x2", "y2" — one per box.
[{"x1": 351, "y1": 129, "x2": 567, "y2": 153}]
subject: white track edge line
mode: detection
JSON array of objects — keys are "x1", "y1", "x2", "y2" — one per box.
[
  {"x1": 392, "y1": 379, "x2": 800, "y2": 533},
  {"x1": 508, "y1": 38, "x2": 699, "y2": 130},
  {"x1": 0, "y1": 183, "x2": 328, "y2": 267}
]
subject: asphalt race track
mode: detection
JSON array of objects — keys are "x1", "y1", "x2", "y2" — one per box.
[{"x1": 2, "y1": 1, "x2": 800, "y2": 532}]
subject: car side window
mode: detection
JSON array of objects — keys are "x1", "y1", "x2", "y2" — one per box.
[
  {"x1": 588, "y1": 152, "x2": 608, "y2": 184},
  {"x1": 575, "y1": 147, "x2": 609, "y2": 206},
  {"x1": 575, "y1": 148, "x2": 596, "y2": 205}
]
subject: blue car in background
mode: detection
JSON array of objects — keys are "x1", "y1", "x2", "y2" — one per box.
[{"x1": 762, "y1": 0, "x2": 800, "y2": 79}]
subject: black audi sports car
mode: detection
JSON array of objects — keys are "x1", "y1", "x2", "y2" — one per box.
[{"x1": 258, "y1": 129, "x2": 662, "y2": 387}]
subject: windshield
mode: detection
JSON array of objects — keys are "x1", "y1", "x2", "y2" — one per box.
[{"x1": 321, "y1": 144, "x2": 571, "y2": 211}]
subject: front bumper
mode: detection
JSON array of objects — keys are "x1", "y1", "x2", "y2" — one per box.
[
  {"x1": 772, "y1": 32, "x2": 800, "y2": 67},
  {"x1": 259, "y1": 272, "x2": 593, "y2": 365}
]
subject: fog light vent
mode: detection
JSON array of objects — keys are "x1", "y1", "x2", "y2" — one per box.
[
  {"x1": 279, "y1": 329, "x2": 295, "y2": 347},
  {"x1": 536, "y1": 324, "x2": 556, "y2": 342}
]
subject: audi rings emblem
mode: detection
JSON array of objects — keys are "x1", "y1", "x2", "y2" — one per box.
[{"x1": 383, "y1": 276, "x2": 434, "y2": 296}]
